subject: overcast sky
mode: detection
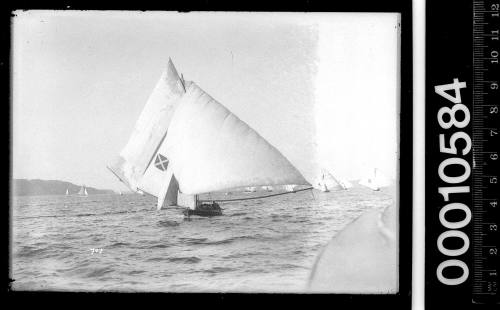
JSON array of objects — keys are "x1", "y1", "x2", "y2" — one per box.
[{"x1": 12, "y1": 11, "x2": 399, "y2": 191}]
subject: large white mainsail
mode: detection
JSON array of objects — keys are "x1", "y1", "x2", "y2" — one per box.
[{"x1": 162, "y1": 81, "x2": 309, "y2": 196}]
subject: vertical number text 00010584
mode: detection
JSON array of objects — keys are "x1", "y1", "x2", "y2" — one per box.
[{"x1": 434, "y1": 79, "x2": 473, "y2": 286}]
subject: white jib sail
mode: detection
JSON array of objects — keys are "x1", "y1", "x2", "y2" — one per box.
[
  {"x1": 108, "y1": 59, "x2": 185, "y2": 194},
  {"x1": 163, "y1": 82, "x2": 309, "y2": 195},
  {"x1": 155, "y1": 164, "x2": 179, "y2": 210}
]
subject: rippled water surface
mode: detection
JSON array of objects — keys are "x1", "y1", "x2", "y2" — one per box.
[{"x1": 11, "y1": 185, "x2": 395, "y2": 292}]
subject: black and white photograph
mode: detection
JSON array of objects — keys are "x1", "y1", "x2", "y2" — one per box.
[{"x1": 10, "y1": 11, "x2": 402, "y2": 294}]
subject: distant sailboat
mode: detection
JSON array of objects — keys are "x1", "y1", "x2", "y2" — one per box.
[
  {"x1": 65, "y1": 188, "x2": 69, "y2": 196},
  {"x1": 316, "y1": 170, "x2": 333, "y2": 192},
  {"x1": 316, "y1": 169, "x2": 349, "y2": 191},
  {"x1": 78, "y1": 185, "x2": 88, "y2": 196},
  {"x1": 337, "y1": 179, "x2": 353, "y2": 189},
  {"x1": 359, "y1": 177, "x2": 379, "y2": 191},
  {"x1": 359, "y1": 168, "x2": 391, "y2": 191},
  {"x1": 108, "y1": 58, "x2": 310, "y2": 216}
]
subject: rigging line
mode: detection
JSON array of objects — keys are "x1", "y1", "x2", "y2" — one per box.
[
  {"x1": 198, "y1": 187, "x2": 314, "y2": 203},
  {"x1": 180, "y1": 73, "x2": 186, "y2": 92}
]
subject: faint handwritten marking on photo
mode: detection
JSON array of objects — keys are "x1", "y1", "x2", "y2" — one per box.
[{"x1": 90, "y1": 248, "x2": 103, "y2": 254}]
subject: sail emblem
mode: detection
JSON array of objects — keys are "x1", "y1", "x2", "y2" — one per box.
[{"x1": 154, "y1": 153, "x2": 169, "y2": 171}]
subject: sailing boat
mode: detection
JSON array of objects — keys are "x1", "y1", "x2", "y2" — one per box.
[
  {"x1": 78, "y1": 185, "x2": 88, "y2": 196},
  {"x1": 337, "y1": 179, "x2": 353, "y2": 189},
  {"x1": 316, "y1": 170, "x2": 335, "y2": 192},
  {"x1": 316, "y1": 169, "x2": 350, "y2": 191},
  {"x1": 108, "y1": 59, "x2": 310, "y2": 216},
  {"x1": 320, "y1": 183, "x2": 329, "y2": 192},
  {"x1": 359, "y1": 168, "x2": 391, "y2": 191},
  {"x1": 65, "y1": 188, "x2": 69, "y2": 196}
]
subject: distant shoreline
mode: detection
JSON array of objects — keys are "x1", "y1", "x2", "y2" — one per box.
[{"x1": 11, "y1": 178, "x2": 115, "y2": 197}]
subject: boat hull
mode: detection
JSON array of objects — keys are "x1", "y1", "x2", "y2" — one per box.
[
  {"x1": 183, "y1": 202, "x2": 223, "y2": 217},
  {"x1": 183, "y1": 208, "x2": 223, "y2": 217}
]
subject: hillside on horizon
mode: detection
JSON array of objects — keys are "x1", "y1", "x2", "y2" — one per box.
[{"x1": 12, "y1": 179, "x2": 115, "y2": 196}]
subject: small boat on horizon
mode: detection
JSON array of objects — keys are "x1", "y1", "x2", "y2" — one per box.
[{"x1": 78, "y1": 185, "x2": 88, "y2": 196}]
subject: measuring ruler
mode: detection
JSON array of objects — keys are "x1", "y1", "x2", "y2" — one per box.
[
  {"x1": 472, "y1": 0, "x2": 500, "y2": 304},
  {"x1": 426, "y1": 0, "x2": 500, "y2": 308}
]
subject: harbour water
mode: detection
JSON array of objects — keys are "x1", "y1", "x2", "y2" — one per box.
[{"x1": 11, "y1": 185, "x2": 395, "y2": 292}]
